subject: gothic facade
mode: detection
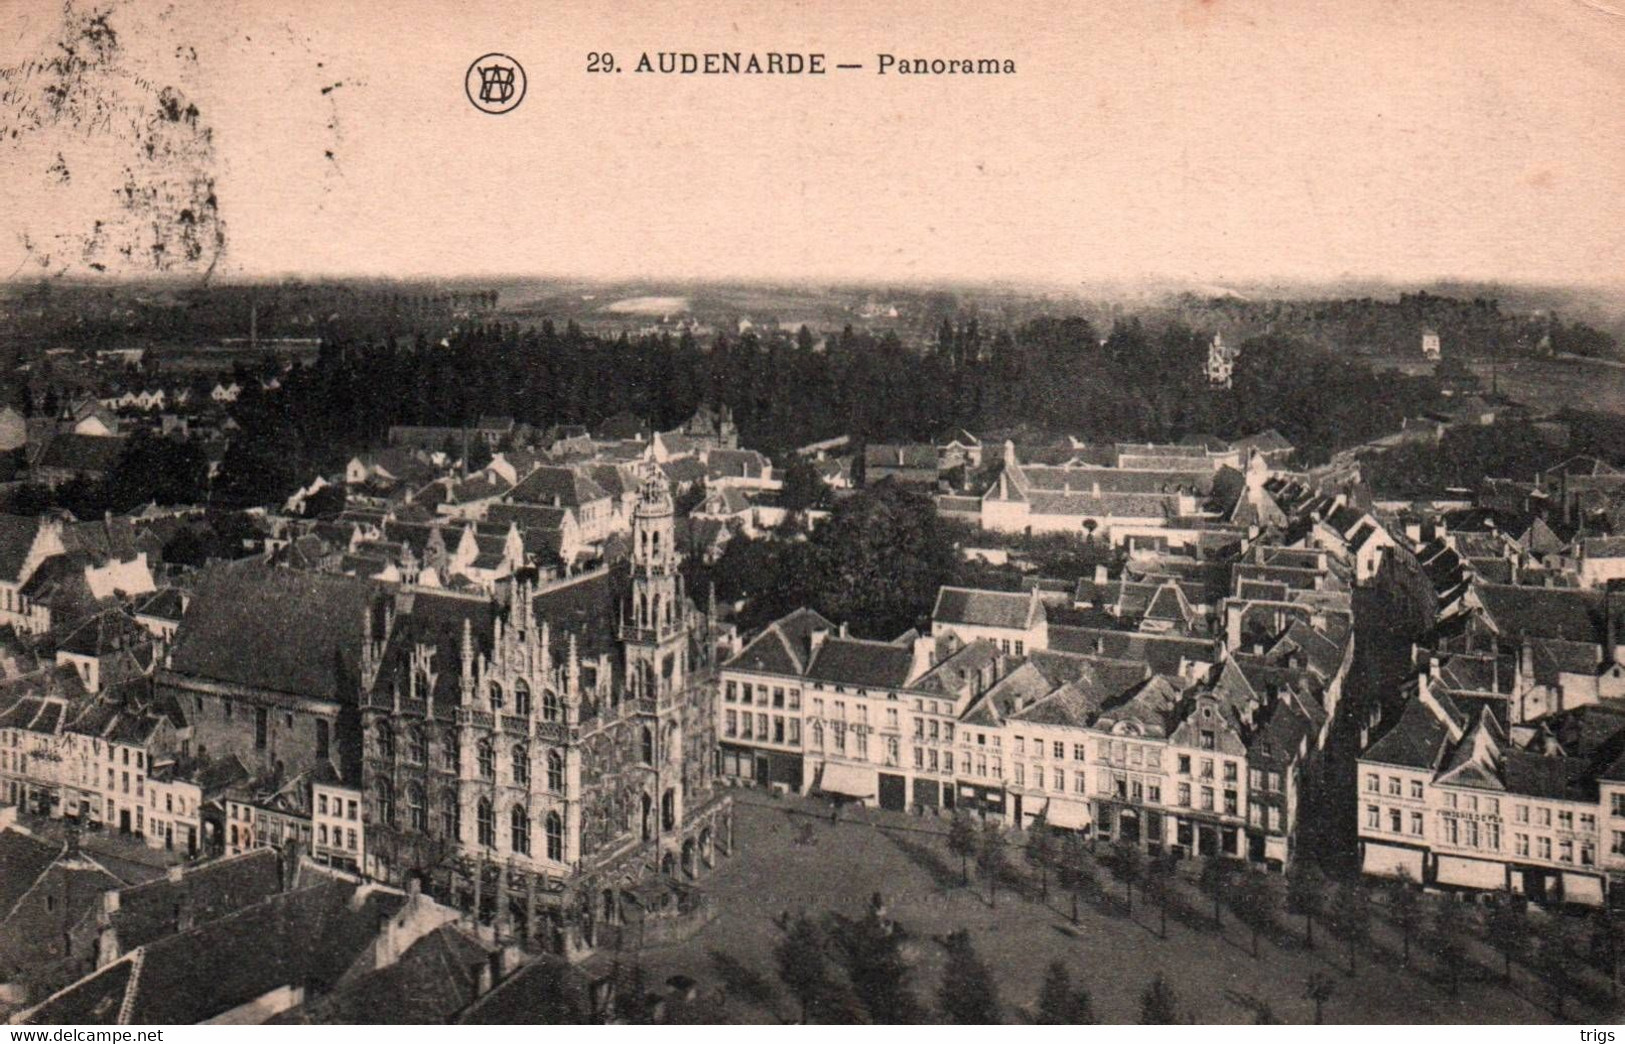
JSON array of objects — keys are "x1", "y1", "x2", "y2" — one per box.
[{"x1": 358, "y1": 471, "x2": 730, "y2": 951}]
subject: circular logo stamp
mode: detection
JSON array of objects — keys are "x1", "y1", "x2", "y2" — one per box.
[{"x1": 466, "y1": 53, "x2": 526, "y2": 115}]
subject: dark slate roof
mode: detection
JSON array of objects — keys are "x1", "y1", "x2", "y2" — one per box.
[
  {"x1": 1474, "y1": 583, "x2": 1606, "y2": 644},
  {"x1": 0, "y1": 515, "x2": 42, "y2": 583},
  {"x1": 0, "y1": 828, "x2": 63, "y2": 919},
  {"x1": 23, "y1": 880, "x2": 407, "y2": 1025},
  {"x1": 104, "y1": 849, "x2": 284, "y2": 952},
  {"x1": 932, "y1": 587, "x2": 1038, "y2": 630},
  {"x1": 165, "y1": 565, "x2": 382, "y2": 703},
  {"x1": 454, "y1": 953, "x2": 592, "y2": 1024},
  {"x1": 805, "y1": 636, "x2": 914, "y2": 689},
  {"x1": 372, "y1": 591, "x2": 497, "y2": 707},
  {"x1": 531, "y1": 567, "x2": 621, "y2": 660},
  {"x1": 1047, "y1": 626, "x2": 1216, "y2": 676},
  {"x1": 36, "y1": 434, "x2": 126, "y2": 475},
  {"x1": 726, "y1": 608, "x2": 834, "y2": 676},
  {"x1": 269, "y1": 924, "x2": 493, "y2": 1024},
  {"x1": 486, "y1": 502, "x2": 571, "y2": 531},
  {"x1": 1362, "y1": 697, "x2": 1449, "y2": 769},
  {"x1": 659, "y1": 458, "x2": 708, "y2": 484},
  {"x1": 1231, "y1": 429, "x2": 1293, "y2": 453},
  {"x1": 56, "y1": 609, "x2": 149, "y2": 659},
  {"x1": 509, "y1": 466, "x2": 608, "y2": 508}
]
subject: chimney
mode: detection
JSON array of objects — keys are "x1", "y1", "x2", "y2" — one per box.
[
  {"x1": 175, "y1": 893, "x2": 195, "y2": 933},
  {"x1": 839, "y1": 622, "x2": 849, "y2": 639},
  {"x1": 1608, "y1": 582, "x2": 1621, "y2": 666},
  {"x1": 96, "y1": 922, "x2": 121, "y2": 968},
  {"x1": 166, "y1": 864, "x2": 184, "y2": 884},
  {"x1": 1094, "y1": 564, "x2": 1108, "y2": 585}
]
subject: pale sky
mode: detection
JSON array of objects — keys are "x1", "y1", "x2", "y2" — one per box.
[{"x1": 2, "y1": 0, "x2": 1622, "y2": 287}]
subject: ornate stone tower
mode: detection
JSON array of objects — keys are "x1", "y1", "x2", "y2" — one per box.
[{"x1": 621, "y1": 466, "x2": 691, "y2": 840}]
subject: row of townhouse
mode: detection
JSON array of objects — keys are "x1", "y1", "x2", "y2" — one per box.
[
  {"x1": 719, "y1": 577, "x2": 1351, "y2": 868},
  {"x1": 0, "y1": 662, "x2": 365, "y2": 863},
  {"x1": 1358, "y1": 670, "x2": 1625, "y2": 906}
]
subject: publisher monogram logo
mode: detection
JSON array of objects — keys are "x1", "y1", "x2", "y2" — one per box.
[{"x1": 466, "y1": 53, "x2": 526, "y2": 115}]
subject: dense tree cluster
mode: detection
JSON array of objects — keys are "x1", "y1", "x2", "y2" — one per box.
[
  {"x1": 207, "y1": 312, "x2": 1453, "y2": 507},
  {"x1": 1363, "y1": 411, "x2": 1625, "y2": 497},
  {"x1": 690, "y1": 481, "x2": 959, "y2": 639}
]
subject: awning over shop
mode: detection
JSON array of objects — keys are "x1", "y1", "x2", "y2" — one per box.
[
  {"x1": 1563, "y1": 872, "x2": 1606, "y2": 907},
  {"x1": 1361, "y1": 842, "x2": 1425, "y2": 881},
  {"x1": 818, "y1": 762, "x2": 877, "y2": 799},
  {"x1": 1043, "y1": 799, "x2": 1092, "y2": 831},
  {"x1": 1435, "y1": 854, "x2": 1506, "y2": 890}
]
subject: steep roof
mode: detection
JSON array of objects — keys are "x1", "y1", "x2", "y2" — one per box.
[
  {"x1": 165, "y1": 566, "x2": 381, "y2": 703},
  {"x1": 0, "y1": 515, "x2": 43, "y2": 584},
  {"x1": 726, "y1": 608, "x2": 835, "y2": 677},
  {"x1": 36, "y1": 434, "x2": 126, "y2": 475},
  {"x1": 269, "y1": 923, "x2": 493, "y2": 1024},
  {"x1": 1473, "y1": 583, "x2": 1606, "y2": 644},
  {"x1": 933, "y1": 587, "x2": 1040, "y2": 631},
  {"x1": 0, "y1": 828, "x2": 64, "y2": 921},
  {"x1": 371, "y1": 592, "x2": 497, "y2": 708},
  {"x1": 1362, "y1": 697, "x2": 1450, "y2": 770},
  {"x1": 805, "y1": 636, "x2": 914, "y2": 689},
  {"x1": 100, "y1": 849, "x2": 284, "y2": 952},
  {"x1": 509, "y1": 466, "x2": 608, "y2": 508},
  {"x1": 530, "y1": 568, "x2": 621, "y2": 661},
  {"x1": 22, "y1": 879, "x2": 407, "y2": 1025}
]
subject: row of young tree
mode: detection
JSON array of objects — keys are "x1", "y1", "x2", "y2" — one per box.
[
  {"x1": 946, "y1": 813, "x2": 1620, "y2": 1023},
  {"x1": 772, "y1": 893, "x2": 1110, "y2": 1024}
]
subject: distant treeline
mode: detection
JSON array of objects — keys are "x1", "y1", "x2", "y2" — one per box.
[
  {"x1": 1146, "y1": 291, "x2": 1617, "y2": 360},
  {"x1": 200, "y1": 314, "x2": 1455, "y2": 508}
]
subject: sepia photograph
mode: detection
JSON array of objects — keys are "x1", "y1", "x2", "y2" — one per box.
[{"x1": 1, "y1": 0, "x2": 1623, "y2": 1030}]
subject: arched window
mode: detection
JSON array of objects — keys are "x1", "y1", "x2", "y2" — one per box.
[
  {"x1": 546, "y1": 812, "x2": 563, "y2": 861},
  {"x1": 440, "y1": 791, "x2": 460, "y2": 841},
  {"x1": 408, "y1": 725, "x2": 427, "y2": 765},
  {"x1": 514, "y1": 679, "x2": 531, "y2": 717},
  {"x1": 547, "y1": 750, "x2": 564, "y2": 793},
  {"x1": 477, "y1": 739, "x2": 494, "y2": 779},
  {"x1": 407, "y1": 783, "x2": 426, "y2": 831},
  {"x1": 375, "y1": 721, "x2": 395, "y2": 760},
  {"x1": 510, "y1": 805, "x2": 530, "y2": 856},
  {"x1": 477, "y1": 798, "x2": 494, "y2": 847},
  {"x1": 375, "y1": 779, "x2": 395, "y2": 827},
  {"x1": 542, "y1": 690, "x2": 561, "y2": 723},
  {"x1": 441, "y1": 731, "x2": 459, "y2": 772},
  {"x1": 662, "y1": 788, "x2": 675, "y2": 832},
  {"x1": 512, "y1": 743, "x2": 529, "y2": 786},
  {"x1": 641, "y1": 727, "x2": 654, "y2": 765},
  {"x1": 489, "y1": 682, "x2": 504, "y2": 711}
]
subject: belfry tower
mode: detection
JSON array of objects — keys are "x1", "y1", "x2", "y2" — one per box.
[{"x1": 621, "y1": 466, "x2": 692, "y2": 839}]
